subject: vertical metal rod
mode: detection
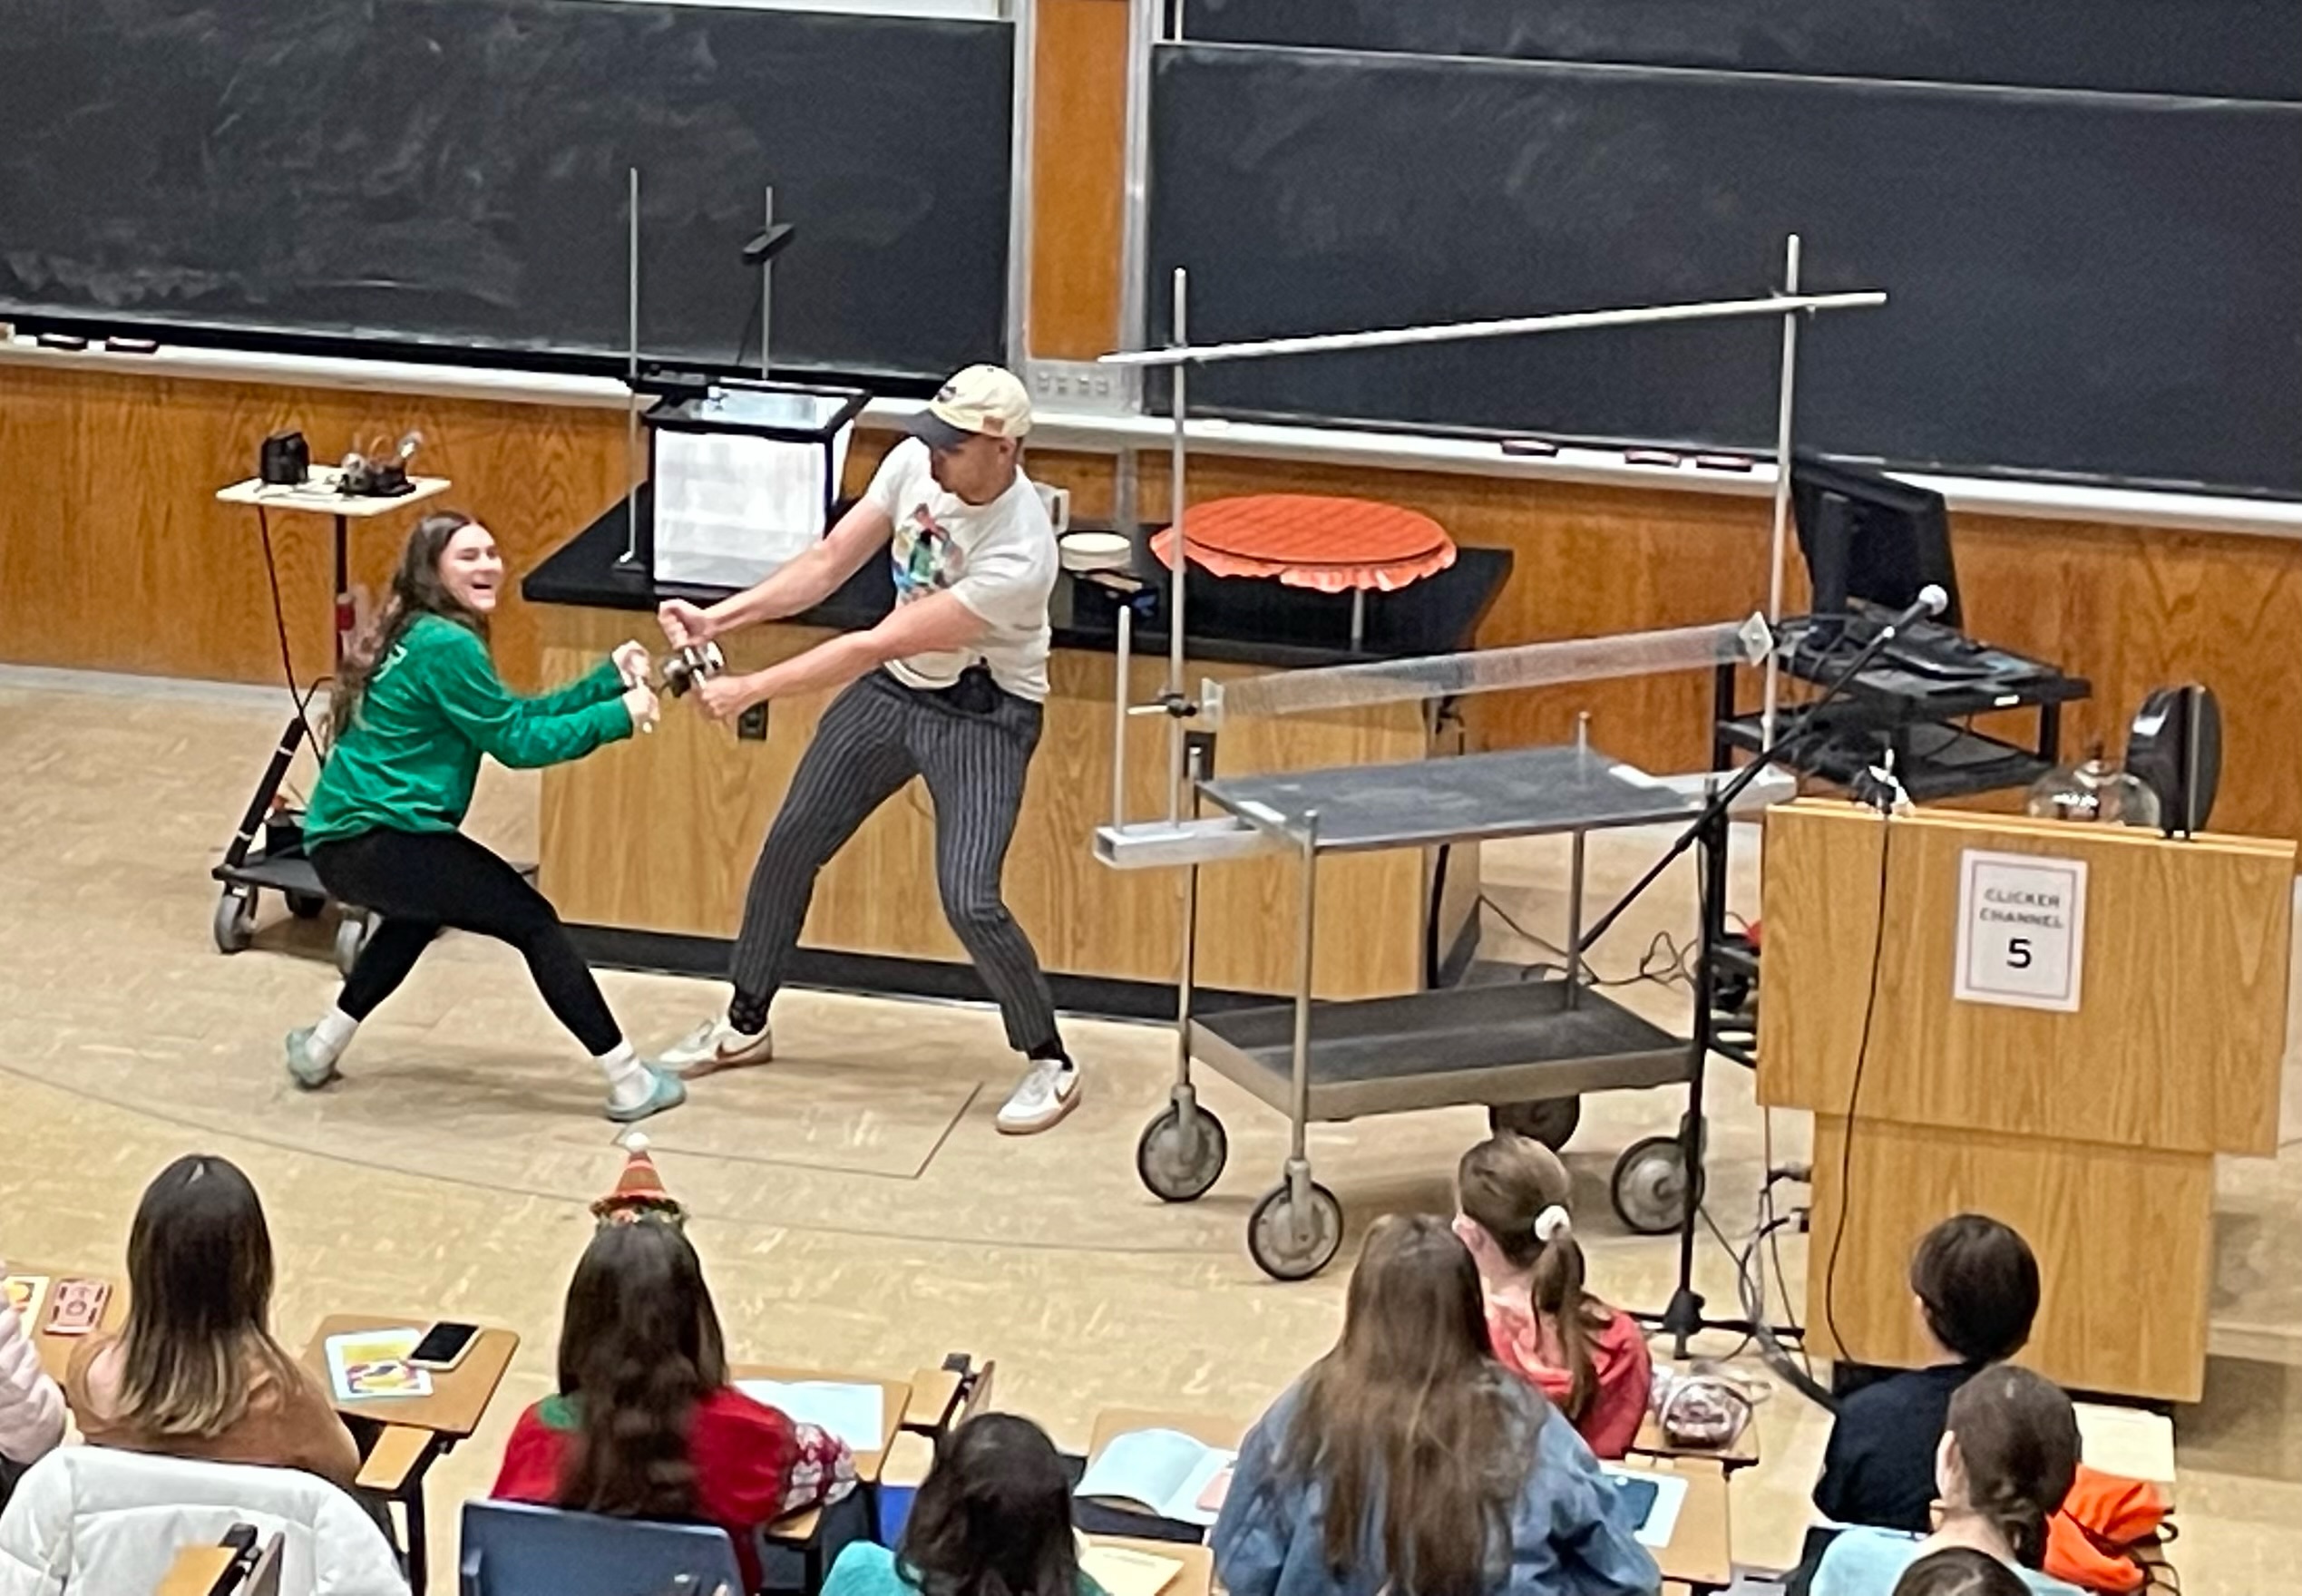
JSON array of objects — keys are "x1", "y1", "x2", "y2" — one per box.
[
  {"x1": 1112, "y1": 601, "x2": 1134, "y2": 830},
  {"x1": 619, "y1": 166, "x2": 642, "y2": 567},
  {"x1": 1288, "y1": 813, "x2": 1321, "y2": 1167},
  {"x1": 1566, "y1": 830, "x2": 1587, "y2": 1008},
  {"x1": 1349, "y1": 589, "x2": 1366, "y2": 651},
  {"x1": 760, "y1": 186, "x2": 775, "y2": 380},
  {"x1": 1761, "y1": 234, "x2": 1802, "y2": 743},
  {"x1": 1175, "y1": 744, "x2": 1205, "y2": 1093},
  {"x1": 1165, "y1": 267, "x2": 1190, "y2": 824}
]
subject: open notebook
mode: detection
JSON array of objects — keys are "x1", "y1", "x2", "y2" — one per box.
[{"x1": 1076, "y1": 1430, "x2": 1236, "y2": 1529}]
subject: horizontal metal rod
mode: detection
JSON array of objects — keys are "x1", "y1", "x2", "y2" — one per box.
[{"x1": 1100, "y1": 289, "x2": 1886, "y2": 368}]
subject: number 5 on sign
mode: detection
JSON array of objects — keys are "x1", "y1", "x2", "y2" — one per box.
[{"x1": 1953, "y1": 850, "x2": 2088, "y2": 1013}]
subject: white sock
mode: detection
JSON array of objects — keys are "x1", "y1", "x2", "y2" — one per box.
[
  {"x1": 309, "y1": 1007, "x2": 359, "y2": 1066},
  {"x1": 596, "y1": 1041, "x2": 651, "y2": 1108}
]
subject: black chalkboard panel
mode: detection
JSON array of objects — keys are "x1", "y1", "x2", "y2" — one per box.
[
  {"x1": 1148, "y1": 44, "x2": 2302, "y2": 497},
  {"x1": 0, "y1": 0, "x2": 1012, "y2": 383},
  {"x1": 1186, "y1": 0, "x2": 2302, "y2": 102}
]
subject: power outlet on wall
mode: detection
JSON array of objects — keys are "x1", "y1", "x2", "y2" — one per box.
[
  {"x1": 1024, "y1": 358, "x2": 1137, "y2": 417},
  {"x1": 736, "y1": 705, "x2": 769, "y2": 742}
]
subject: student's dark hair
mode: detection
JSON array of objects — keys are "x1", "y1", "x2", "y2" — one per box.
[
  {"x1": 1910, "y1": 1214, "x2": 2039, "y2": 1364},
  {"x1": 1283, "y1": 1212, "x2": 1536, "y2": 1596},
  {"x1": 553, "y1": 1221, "x2": 728, "y2": 1521},
  {"x1": 1889, "y1": 1546, "x2": 2031, "y2": 1596},
  {"x1": 896, "y1": 1413, "x2": 1079, "y2": 1596},
  {"x1": 1945, "y1": 1367, "x2": 2081, "y2": 1570},
  {"x1": 116, "y1": 1155, "x2": 301, "y2": 1438},
  {"x1": 1456, "y1": 1133, "x2": 1615, "y2": 1422},
  {"x1": 329, "y1": 511, "x2": 489, "y2": 746}
]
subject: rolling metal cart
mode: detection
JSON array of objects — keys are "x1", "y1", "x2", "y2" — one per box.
[
  {"x1": 210, "y1": 470, "x2": 451, "y2": 972},
  {"x1": 1127, "y1": 736, "x2": 1778, "y2": 1281}
]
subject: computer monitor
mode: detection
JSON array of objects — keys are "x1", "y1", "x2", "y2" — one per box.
[{"x1": 1790, "y1": 454, "x2": 1962, "y2": 631}]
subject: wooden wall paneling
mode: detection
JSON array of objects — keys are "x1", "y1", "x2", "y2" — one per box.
[
  {"x1": 1026, "y1": 0, "x2": 1131, "y2": 358},
  {"x1": 13, "y1": 356, "x2": 2302, "y2": 849},
  {"x1": 1806, "y1": 1114, "x2": 2215, "y2": 1401}
]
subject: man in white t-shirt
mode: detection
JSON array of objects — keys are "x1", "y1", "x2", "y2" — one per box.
[{"x1": 653, "y1": 365, "x2": 1080, "y2": 1133}]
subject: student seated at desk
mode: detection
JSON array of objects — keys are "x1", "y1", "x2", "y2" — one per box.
[
  {"x1": 1812, "y1": 1367, "x2": 2083, "y2": 1596},
  {"x1": 1213, "y1": 1213, "x2": 1659, "y2": 1596},
  {"x1": 1455, "y1": 1134, "x2": 1653, "y2": 1459},
  {"x1": 0, "y1": 1264, "x2": 64, "y2": 1478},
  {"x1": 1813, "y1": 1215, "x2": 2040, "y2": 1533},
  {"x1": 824, "y1": 1413, "x2": 1103, "y2": 1596},
  {"x1": 63, "y1": 1155, "x2": 360, "y2": 1490},
  {"x1": 1888, "y1": 1548, "x2": 2030, "y2": 1596},
  {"x1": 493, "y1": 1140, "x2": 854, "y2": 1593}
]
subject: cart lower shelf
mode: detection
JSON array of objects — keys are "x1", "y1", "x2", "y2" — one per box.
[{"x1": 1185, "y1": 977, "x2": 1692, "y2": 1123}]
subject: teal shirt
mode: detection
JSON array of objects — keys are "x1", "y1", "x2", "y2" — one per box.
[
  {"x1": 304, "y1": 613, "x2": 629, "y2": 847},
  {"x1": 824, "y1": 1542, "x2": 1107, "y2": 1596}
]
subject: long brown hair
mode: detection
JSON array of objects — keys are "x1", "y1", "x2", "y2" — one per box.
[
  {"x1": 897, "y1": 1413, "x2": 1080, "y2": 1596},
  {"x1": 328, "y1": 511, "x2": 489, "y2": 745},
  {"x1": 1457, "y1": 1133, "x2": 1614, "y2": 1422},
  {"x1": 115, "y1": 1155, "x2": 301, "y2": 1438},
  {"x1": 553, "y1": 1221, "x2": 728, "y2": 1521},
  {"x1": 1282, "y1": 1213, "x2": 1536, "y2": 1596},
  {"x1": 1944, "y1": 1367, "x2": 2080, "y2": 1569}
]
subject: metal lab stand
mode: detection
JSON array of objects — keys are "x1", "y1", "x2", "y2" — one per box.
[{"x1": 1134, "y1": 743, "x2": 1736, "y2": 1280}]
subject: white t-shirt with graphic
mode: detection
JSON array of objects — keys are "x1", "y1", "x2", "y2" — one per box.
[{"x1": 865, "y1": 438, "x2": 1058, "y2": 702}]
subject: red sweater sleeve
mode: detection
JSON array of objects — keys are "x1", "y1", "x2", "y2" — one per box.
[
  {"x1": 689, "y1": 1389, "x2": 858, "y2": 1531},
  {"x1": 492, "y1": 1404, "x2": 570, "y2": 1504}
]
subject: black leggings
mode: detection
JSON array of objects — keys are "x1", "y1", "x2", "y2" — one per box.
[{"x1": 309, "y1": 830, "x2": 623, "y2": 1056}]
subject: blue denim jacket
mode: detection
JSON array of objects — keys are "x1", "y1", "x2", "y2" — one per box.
[{"x1": 1211, "y1": 1377, "x2": 1662, "y2": 1596}]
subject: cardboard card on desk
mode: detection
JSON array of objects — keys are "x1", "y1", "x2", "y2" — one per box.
[
  {"x1": 324, "y1": 1328, "x2": 433, "y2": 1401},
  {"x1": 1600, "y1": 1465, "x2": 1688, "y2": 1550},
  {"x1": 3, "y1": 1276, "x2": 49, "y2": 1327},
  {"x1": 1076, "y1": 1429, "x2": 1235, "y2": 1528},
  {"x1": 43, "y1": 1279, "x2": 110, "y2": 1336},
  {"x1": 736, "y1": 1380, "x2": 885, "y2": 1450}
]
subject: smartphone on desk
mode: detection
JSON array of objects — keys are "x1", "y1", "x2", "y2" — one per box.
[{"x1": 407, "y1": 1321, "x2": 481, "y2": 1372}]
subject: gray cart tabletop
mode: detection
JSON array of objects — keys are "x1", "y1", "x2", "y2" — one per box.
[{"x1": 1197, "y1": 744, "x2": 1711, "y2": 852}]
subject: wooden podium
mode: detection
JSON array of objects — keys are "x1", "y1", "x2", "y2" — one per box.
[{"x1": 1758, "y1": 801, "x2": 2292, "y2": 1401}]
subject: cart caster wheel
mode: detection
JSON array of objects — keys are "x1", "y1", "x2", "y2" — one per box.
[
  {"x1": 212, "y1": 888, "x2": 258, "y2": 954},
  {"x1": 1136, "y1": 1105, "x2": 1229, "y2": 1202},
  {"x1": 333, "y1": 914, "x2": 372, "y2": 978},
  {"x1": 1247, "y1": 1180, "x2": 1345, "y2": 1281},
  {"x1": 1490, "y1": 1096, "x2": 1582, "y2": 1151},
  {"x1": 287, "y1": 890, "x2": 326, "y2": 920},
  {"x1": 1611, "y1": 1134, "x2": 1702, "y2": 1236}
]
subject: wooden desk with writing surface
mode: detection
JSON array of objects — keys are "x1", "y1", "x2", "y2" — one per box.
[
  {"x1": 737, "y1": 1362, "x2": 912, "y2": 1575},
  {"x1": 299, "y1": 1314, "x2": 519, "y2": 1596}
]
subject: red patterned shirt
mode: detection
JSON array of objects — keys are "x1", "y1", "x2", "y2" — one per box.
[{"x1": 492, "y1": 1387, "x2": 856, "y2": 1591}]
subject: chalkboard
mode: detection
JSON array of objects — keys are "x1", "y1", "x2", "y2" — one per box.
[
  {"x1": 0, "y1": 0, "x2": 1014, "y2": 383},
  {"x1": 1186, "y1": 0, "x2": 2302, "y2": 101},
  {"x1": 1148, "y1": 44, "x2": 2302, "y2": 497}
]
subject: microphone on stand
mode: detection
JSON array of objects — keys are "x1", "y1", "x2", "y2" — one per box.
[{"x1": 1880, "y1": 583, "x2": 1950, "y2": 636}]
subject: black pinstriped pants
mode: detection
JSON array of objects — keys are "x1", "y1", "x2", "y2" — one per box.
[{"x1": 728, "y1": 669, "x2": 1064, "y2": 1056}]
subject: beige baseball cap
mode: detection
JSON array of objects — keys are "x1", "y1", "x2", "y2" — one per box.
[{"x1": 904, "y1": 364, "x2": 1033, "y2": 449}]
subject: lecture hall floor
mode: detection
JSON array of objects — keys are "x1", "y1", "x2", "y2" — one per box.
[{"x1": 5, "y1": 667, "x2": 2300, "y2": 1592}]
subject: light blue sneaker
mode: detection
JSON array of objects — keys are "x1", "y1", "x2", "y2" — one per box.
[
  {"x1": 604, "y1": 1064, "x2": 687, "y2": 1124},
  {"x1": 284, "y1": 1027, "x2": 341, "y2": 1091}
]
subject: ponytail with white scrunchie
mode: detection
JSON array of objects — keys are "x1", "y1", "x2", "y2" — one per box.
[{"x1": 1534, "y1": 1203, "x2": 1573, "y2": 1244}]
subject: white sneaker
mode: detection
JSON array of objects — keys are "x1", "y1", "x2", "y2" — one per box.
[
  {"x1": 660, "y1": 1012, "x2": 775, "y2": 1080},
  {"x1": 996, "y1": 1057, "x2": 1080, "y2": 1135}
]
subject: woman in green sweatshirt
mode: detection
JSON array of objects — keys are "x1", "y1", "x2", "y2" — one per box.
[{"x1": 286, "y1": 512, "x2": 685, "y2": 1123}]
